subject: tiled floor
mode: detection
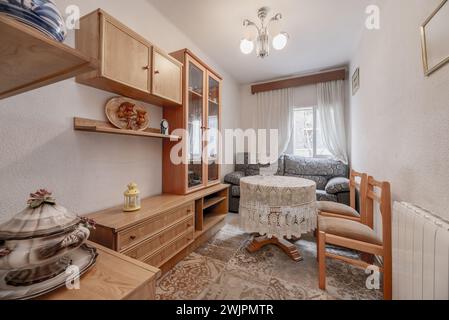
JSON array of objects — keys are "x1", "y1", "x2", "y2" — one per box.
[{"x1": 156, "y1": 214, "x2": 382, "y2": 300}]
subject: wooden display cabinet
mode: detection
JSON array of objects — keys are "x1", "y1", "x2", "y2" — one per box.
[{"x1": 163, "y1": 49, "x2": 222, "y2": 195}]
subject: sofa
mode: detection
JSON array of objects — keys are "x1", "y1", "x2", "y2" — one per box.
[{"x1": 224, "y1": 154, "x2": 350, "y2": 213}]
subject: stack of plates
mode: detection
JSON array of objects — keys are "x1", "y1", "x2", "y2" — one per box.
[{"x1": 0, "y1": 0, "x2": 67, "y2": 42}]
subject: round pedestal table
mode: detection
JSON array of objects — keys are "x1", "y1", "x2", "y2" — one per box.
[{"x1": 239, "y1": 176, "x2": 317, "y2": 261}]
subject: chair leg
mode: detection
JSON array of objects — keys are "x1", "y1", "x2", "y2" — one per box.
[
  {"x1": 316, "y1": 224, "x2": 320, "y2": 262},
  {"x1": 383, "y1": 253, "x2": 393, "y2": 300},
  {"x1": 318, "y1": 231, "x2": 326, "y2": 290}
]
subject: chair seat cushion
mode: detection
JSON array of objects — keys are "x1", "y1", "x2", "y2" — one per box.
[
  {"x1": 316, "y1": 190, "x2": 338, "y2": 202},
  {"x1": 318, "y1": 216, "x2": 382, "y2": 245},
  {"x1": 317, "y1": 201, "x2": 360, "y2": 218}
]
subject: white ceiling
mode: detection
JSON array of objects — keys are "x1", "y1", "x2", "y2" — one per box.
[{"x1": 148, "y1": 0, "x2": 370, "y2": 84}]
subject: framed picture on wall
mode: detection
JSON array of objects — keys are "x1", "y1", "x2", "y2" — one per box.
[
  {"x1": 352, "y1": 67, "x2": 360, "y2": 95},
  {"x1": 421, "y1": 0, "x2": 449, "y2": 76}
]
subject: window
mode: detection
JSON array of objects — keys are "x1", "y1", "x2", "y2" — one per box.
[{"x1": 293, "y1": 107, "x2": 331, "y2": 158}]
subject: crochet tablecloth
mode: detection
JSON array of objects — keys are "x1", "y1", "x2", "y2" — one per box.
[{"x1": 239, "y1": 176, "x2": 317, "y2": 239}]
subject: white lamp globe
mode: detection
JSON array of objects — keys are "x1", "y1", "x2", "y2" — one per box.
[
  {"x1": 272, "y1": 32, "x2": 289, "y2": 50},
  {"x1": 240, "y1": 38, "x2": 254, "y2": 55}
]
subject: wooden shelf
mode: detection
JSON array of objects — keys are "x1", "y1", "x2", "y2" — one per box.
[
  {"x1": 208, "y1": 99, "x2": 218, "y2": 105},
  {"x1": 203, "y1": 196, "x2": 227, "y2": 210},
  {"x1": 0, "y1": 16, "x2": 97, "y2": 100},
  {"x1": 74, "y1": 117, "x2": 181, "y2": 141},
  {"x1": 188, "y1": 89, "x2": 203, "y2": 99},
  {"x1": 195, "y1": 213, "x2": 226, "y2": 239}
]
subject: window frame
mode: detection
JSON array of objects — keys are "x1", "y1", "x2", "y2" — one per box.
[{"x1": 293, "y1": 106, "x2": 330, "y2": 159}]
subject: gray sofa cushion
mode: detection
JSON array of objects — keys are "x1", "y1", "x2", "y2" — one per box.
[
  {"x1": 325, "y1": 177, "x2": 350, "y2": 194},
  {"x1": 231, "y1": 185, "x2": 240, "y2": 197},
  {"x1": 224, "y1": 171, "x2": 245, "y2": 185},
  {"x1": 316, "y1": 190, "x2": 338, "y2": 202},
  {"x1": 284, "y1": 155, "x2": 348, "y2": 177},
  {"x1": 284, "y1": 174, "x2": 328, "y2": 190}
]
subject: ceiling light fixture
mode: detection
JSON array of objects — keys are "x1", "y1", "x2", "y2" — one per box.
[{"x1": 240, "y1": 7, "x2": 289, "y2": 58}]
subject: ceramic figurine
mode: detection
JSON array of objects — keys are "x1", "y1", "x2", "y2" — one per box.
[{"x1": 161, "y1": 119, "x2": 169, "y2": 135}]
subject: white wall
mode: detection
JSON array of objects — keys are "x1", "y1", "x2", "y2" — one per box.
[
  {"x1": 0, "y1": 0, "x2": 240, "y2": 221},
  {"x1": 350, "y1": 0, "x2": 449, "y2": 219}
]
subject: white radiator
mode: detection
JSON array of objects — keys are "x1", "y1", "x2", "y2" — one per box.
[{"x1": 393, "y1": 202, "x2": 449, "y2": 300}]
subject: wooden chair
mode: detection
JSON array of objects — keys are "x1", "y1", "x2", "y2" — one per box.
[
  {"x1": 317, "y1": 170, "x2": 368, "y2": 223},
  {"x1": 317, "y1": 176, "x2": 392, "y2": 300}
]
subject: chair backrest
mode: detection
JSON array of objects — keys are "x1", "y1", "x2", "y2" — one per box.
[
  {"x1": 349, "y1": 170, "x2": 369, "y2": 221},
  {"x1": 365, "y1": 176, "x2": 392, "y2": 247}
]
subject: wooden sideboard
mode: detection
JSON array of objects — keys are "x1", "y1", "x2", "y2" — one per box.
[
  {"x1": 38, "y1": 242, "x2": 160, "y2": 300},
  {"x1": 87, "y1": 184, "x2": 229, "y2": 274}
]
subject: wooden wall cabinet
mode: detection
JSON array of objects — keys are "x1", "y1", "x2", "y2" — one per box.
[
  {"x1": 76, "y1": 9, "x2": 182, "y2": 107},
  {"x1": 163, "y1": 49, "x2": 222, "y2": 195}
]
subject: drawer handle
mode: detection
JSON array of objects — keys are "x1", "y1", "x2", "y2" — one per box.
[{"x1": 129, "y1": 235, "x2": 137, "y2": 241}]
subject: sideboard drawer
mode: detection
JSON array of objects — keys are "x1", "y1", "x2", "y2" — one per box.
[
  {"x1": 123, "y1": 214, "x2": 194, "y2": 260},
  {"x1": 143, "y1": 228, "x2": 194, "y2": 267},
  {"x1": 117, "y1": 202, "x2": 194, "y2": 251}
]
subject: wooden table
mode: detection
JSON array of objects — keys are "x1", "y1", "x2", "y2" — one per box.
[
  {"x1": 240, "y1": 176, "x2": 317, "y2": 261},
  {"x1": 38, "y1": 242, "x2": 160, "y2": 300}
]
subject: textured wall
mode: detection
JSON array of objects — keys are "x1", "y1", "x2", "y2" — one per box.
[
  {"x1": 350, "y1": 0, "x2": 449, "y2": 219},
  {"x1": 0, "y1": 0, "x2": 240, "y2": 221}
]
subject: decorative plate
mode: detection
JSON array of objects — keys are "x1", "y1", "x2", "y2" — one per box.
[
  {"x1": 0, "y1": 244, "x2": 98, "y2": 300},
  {"x1": 105, "y1": 97, "x2": 150, "y2": 131},
  {"x1": 0, "y1": 0, "x2": 67, "y2": 42}
]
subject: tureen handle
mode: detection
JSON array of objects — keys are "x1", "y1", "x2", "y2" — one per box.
[
  {"x1": 0, "y1": 248, "x2": 12, "y2": 257},
  {"x1": 38, "y1": 226, "x2": 90, "y2": 260}
]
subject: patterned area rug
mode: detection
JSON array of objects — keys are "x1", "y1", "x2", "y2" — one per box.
[{"x1": 156, "y1": 214, "x2": 382, "y2": 300}]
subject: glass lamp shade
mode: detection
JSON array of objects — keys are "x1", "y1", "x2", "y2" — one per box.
[
  {"x1": 123, "y1": 183, "x2": 141, "y2": 212},
  {"x1": 240, "y1": 38, "x2": 254, "y2": 55},
  {"x1": 272, "y1": 32, "x2": 289, "y2": 50}
]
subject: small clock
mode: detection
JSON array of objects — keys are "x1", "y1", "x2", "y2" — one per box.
[{"x1": 160, "y1": 119, "x2": 169, "y2": 135}]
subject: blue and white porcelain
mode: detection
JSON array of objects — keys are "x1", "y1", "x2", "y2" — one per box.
[{"x1": 0, "y1": 0, "x2": 67, "y2": 42}]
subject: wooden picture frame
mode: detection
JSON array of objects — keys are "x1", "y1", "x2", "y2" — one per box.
[
  {"x1": 352, "y1": 67, "x2": 360, "y2": 95},
  {"x1": 421, "y1": 0, "x2": 449, "y2": 76}
]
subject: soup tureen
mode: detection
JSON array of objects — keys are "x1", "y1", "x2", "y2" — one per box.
[{"x1": 0, "y1": 190, "x2": 97, "y2": 299}]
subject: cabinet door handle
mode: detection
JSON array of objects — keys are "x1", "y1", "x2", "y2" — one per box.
[
  {"x1": 143, "y1": 66, "x2": 150, "y2": 70},
  {"x1": 154, "y1": 70, "x2": 160, "y2": 74}
]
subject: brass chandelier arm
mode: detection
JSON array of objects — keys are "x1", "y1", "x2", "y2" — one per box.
[{"x1": 243, "y1": 19, "x2": 261, "y2": 35}]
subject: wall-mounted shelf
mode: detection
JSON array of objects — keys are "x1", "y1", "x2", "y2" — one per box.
[
  {"x1": 74, "y1": 117, "x2": 181, "y2": 141},
  {"x1": 0, "y1": 16, "x2": 97, "y2": 100}
]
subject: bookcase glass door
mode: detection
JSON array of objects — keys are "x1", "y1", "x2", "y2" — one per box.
[
  {"x1": 187, "y1": 61, "x2": 204, "y2": 189},
  {"x1": 207, "y1": 75, "x2": 220, "y2": 183}
]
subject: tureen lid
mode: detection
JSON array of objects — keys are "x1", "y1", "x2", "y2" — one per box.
[{"x1": 0, "y1": 190, "x2": 80, "y2": 241}]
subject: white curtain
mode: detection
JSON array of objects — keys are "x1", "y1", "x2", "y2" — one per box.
[
  {"x1": 317, "y1": 80, "x2": 348, "y2": 164},
  {"x1": 255, "y1": 88, "x2": 294, "y2": 160}
]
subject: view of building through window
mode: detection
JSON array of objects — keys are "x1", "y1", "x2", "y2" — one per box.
[{"x1": 293, "y1": 107, "x2": 331, "y2": 158}]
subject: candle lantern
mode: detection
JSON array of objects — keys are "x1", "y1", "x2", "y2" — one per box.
[{"x1": 123, "y1": 183, "x2": 141, "y2": 212}]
